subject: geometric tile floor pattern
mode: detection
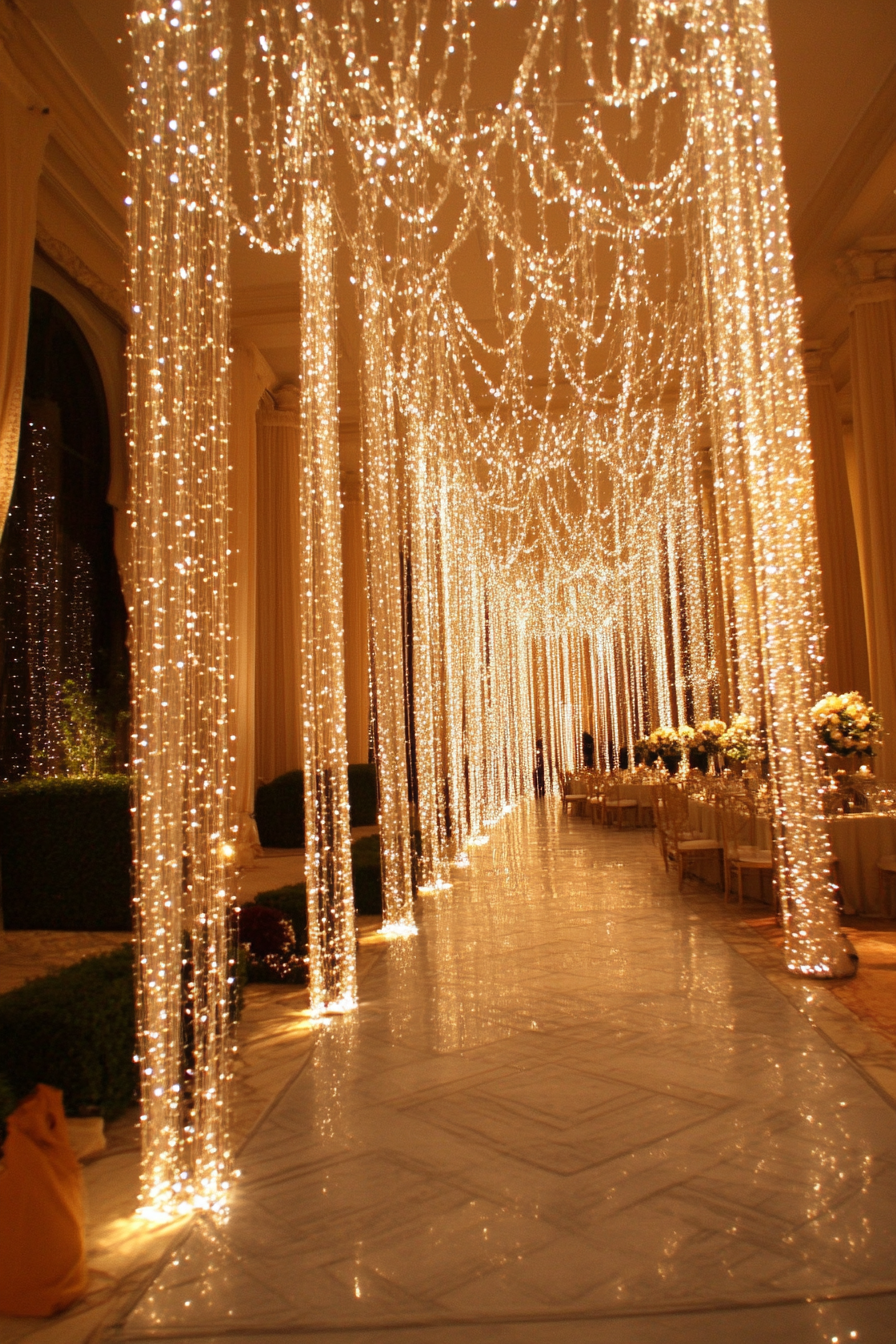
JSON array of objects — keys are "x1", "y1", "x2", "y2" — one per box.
[{"x1": 119, "y1": 803, "x2": 896, "y2": 1343}]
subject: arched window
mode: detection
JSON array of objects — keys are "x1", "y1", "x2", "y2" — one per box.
[{"x1": 0, "y1": 289, "x2": 128, "y2": 778}]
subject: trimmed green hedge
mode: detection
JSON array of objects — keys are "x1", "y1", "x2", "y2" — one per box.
[
  {"x1": 0, "y1": 942, "x2": 245, "y2": 1124},
  {"x1": 0, "y1": 776, "x2": 131, "y2": 930},
  {"x1": 0, "y1": 1072, "x2": 16, "y2": 1144},
  {"x1": 256, "y1": 835, "x2": 384, "y2": 933},
  {"x1": 0, "y1": 946, "x2": 137, "y2": 1120},
  {"x1": 252, "y1": 888, "x2": 308, "y2": 951},
  {"x1": 350, "y1": 835, "x2": 384, "y2": 915},
  {"x1": 254, "y1": 764, "x2": 378, "y2": 848}
]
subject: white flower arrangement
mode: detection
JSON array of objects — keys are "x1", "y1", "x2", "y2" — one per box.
[
  {"x1": 811, "y1": 692, "x2": 882, "y2": 757},
  {"x1": 719, "y1": 713, "x2": 764, "y2": 764},
  {"x1": 695, "y1": 718, "x2": 727, "y2": 752},
  {"x1": 647, "y1": 726, "x2": 682, "y2": 757}
]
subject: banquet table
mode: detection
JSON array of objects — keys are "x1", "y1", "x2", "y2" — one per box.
[
  {"x1": 617, "y1": 784, "x2": 656, "y2": 809},
  {"x1": 687, "y1": 798, "x2": 772, "y2": 852},
  {"x1": 829, "y1": 814, "x2": 896, "y2": 917},
  {"x1": 685, "y1": 800, "x2": 896, "y2": 916},
  {"x1": 574, "y1": 779, "x2": 656, "y2": 823}
]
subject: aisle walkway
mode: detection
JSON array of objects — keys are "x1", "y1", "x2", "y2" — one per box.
[{"x1": 121, "y1": 804, "x2": 896, "y2": 1343}]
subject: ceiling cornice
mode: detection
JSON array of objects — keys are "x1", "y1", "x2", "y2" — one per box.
[
  {"x1": 1, "y1": 0, "x2": 127, "y2": 223},
  {"x1": 792, "y1": 61, "x2": 896, "y2": 272}
]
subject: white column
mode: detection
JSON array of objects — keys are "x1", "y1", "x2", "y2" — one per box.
[
  {"x1": 803, "y1": 343, "x2": 870, "y2": 699},
  {"x1": 843, "y1": 242, "x2": 896, "y2": 778},
  {"x1": 255, "y1": 385, "x2": 303, "y2": 784},
  {"x1": 340, "y1": 469, "x2": 370, "y2": 764},
  {"x1": 229, "y1": 346, "x2": 273, "y2": 865}
]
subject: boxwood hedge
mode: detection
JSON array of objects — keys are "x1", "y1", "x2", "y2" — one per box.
[
  {"x1": 254, "y1": 763, "x2": 378, "y2": 848},
  {"x1": 0, "y1": 941, "x2": 245, "y2": 1124},
  {"x1": 255, "y1": 834, "x2": 384, "y2": 933},
  {"x1": 0, "y1": 776, "x2": 131, "y2": 930},
  {"x1": 0, "y1": 946, "x2": 137, "y2": 1119}
]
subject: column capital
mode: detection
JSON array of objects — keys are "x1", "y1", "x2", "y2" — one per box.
[
  {"x1": 802, "y1": 341, "x2": 833, "y2": 387},
  {"x1": 272, "y1": 382, "x2": 301, "y2": 411},
  {"x1": 837, "y1": 238, "x2": 896, "y2": 309}
]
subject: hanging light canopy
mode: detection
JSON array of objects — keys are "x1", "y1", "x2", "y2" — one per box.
[{"x1": 126, "y1": 0, "x2": 854, "y2": 1219}]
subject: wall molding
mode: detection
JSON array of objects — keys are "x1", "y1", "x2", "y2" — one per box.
[{"x1": 35, "y1": 226, "x2": 127, "y2": 326}]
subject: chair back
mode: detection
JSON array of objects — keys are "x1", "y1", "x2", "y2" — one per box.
[
  {"x1": 719, "y1": 803, "x2": 753, "y2": 857},
  {"x1": 666, "y1": 788, "x2": 690, "y2": 830}
]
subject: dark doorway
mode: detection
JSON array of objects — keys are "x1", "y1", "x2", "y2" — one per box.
[{"x1": 0, "y1": 289, "x2": 128, "y2": 778}]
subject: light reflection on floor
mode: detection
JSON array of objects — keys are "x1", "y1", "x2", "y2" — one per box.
[{"x1": 121, "y1": 801, "x2": 896, "y2": 1343}]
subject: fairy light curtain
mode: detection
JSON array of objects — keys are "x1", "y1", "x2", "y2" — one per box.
[
  {"x1": 127, "y1": 0, "x2": 233, "y2": 1216},
  {"x1": 126, "y1": 0, "x2": 854, "y2": 1218}
]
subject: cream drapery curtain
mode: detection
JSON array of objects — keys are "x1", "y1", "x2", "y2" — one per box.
[
  {"x1": 844, "y1": 245, "x2": 896, "y2": 780},
  {"x1": 341, "y1": 469, "x2": 370, "y2": 764},
  {"x1": 229, "y1": 346, "x2": 275, "y2": 866},
  {"x1": 0, "y1": 47, "x2": 51, "y2": 533},
  {"x1": 255, "y1": 386, "x2": 304, "y2": 785},
  {"x1": 803, "y1": 344, "x2": 870, "y2": 700}
]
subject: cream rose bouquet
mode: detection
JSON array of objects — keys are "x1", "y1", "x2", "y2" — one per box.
[
  {"x1": 695, "y1": 719, "x2": 727, "y2": 753},
  {"x1": 647, "y1": 726, "x2": 682, "y2": 759},
  {"x1": 811, "y1": 692, "x2": 882, "y2": 758},
  {"x1": 677, "y1": 725, "x2": 698, "y2": 752}
]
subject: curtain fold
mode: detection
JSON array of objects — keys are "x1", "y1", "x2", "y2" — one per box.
[
  {"x1": 0, "y1": 49, "x2": 52, "y2": 534},
  {"x1": 804, "y1": 344, "x2": 870, "y2": 700},
  {"x1": 255, "y1": 390, "x2": 304, "y2": 786},
  {"x1": 846, "y1": 251, "x2": 896, "y2": 780}
]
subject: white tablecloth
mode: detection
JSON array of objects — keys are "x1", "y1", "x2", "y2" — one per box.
[
  {"x1": 829, "y1": 815, "x2": 896, "y2": 917},
  {"x1": 687, "y1": 799, "x2": 772, "y2": 852},
  {"x1": 617, "y1": 785, "x2": 655, "y2": 809},
  {"x1": 684, "y1": 803, "x2": 896, "y2": 916}
]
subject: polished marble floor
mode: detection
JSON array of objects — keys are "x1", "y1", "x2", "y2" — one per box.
[{"x1": 120, "y1": 803, "x2": 896, "y2": 1343}]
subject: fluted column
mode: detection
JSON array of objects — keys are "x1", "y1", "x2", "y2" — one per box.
[
  {"x1": 229, "y1": 346, "x2": 275, "y2": 866},
  {"x1": 842, "y1": 241, "x2": 896, "y2": 778},
  {"x1": 340, "y1": 470, "x2": 370, "y2": 763},
  {"x1": 255, "y1": 385, "x2": 303, "y2": 783},
  {"x1": 803, "y1": 343, "x2": 870, "y2": 699}
]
